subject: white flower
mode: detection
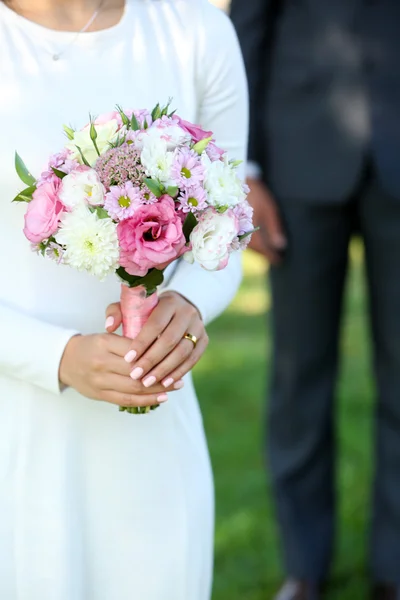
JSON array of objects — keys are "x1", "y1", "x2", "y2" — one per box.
[
  {"x1": 65, "y1": 119, "x2": 119, "y2": 166},
  {"x1": 55, "y1": 204, "x2": 119, "y2": 281},
  {"x1": 203, "y1": 159, "x2": 246, "y2": 208},
  {"x1": 133, "y1": 123, "x2": 190, "y2": 151},
  {"x1": 140, "y1": 137, "x2": 175, "y2": 186},
  {"x1": 59, "y1": 168, "x2": 105, "y2": 209},
  {"x1": 185, "y1": 208, "x2": 239, "y2": 271}
]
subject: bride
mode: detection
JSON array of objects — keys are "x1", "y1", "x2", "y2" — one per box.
[{"x1": 0, "y1": 0, "x2": 247, "y2": 599}]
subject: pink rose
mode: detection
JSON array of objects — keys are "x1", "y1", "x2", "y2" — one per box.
[
  {"x1": 175, "y1": 116, "x2": 213, "y2": 143},
  {"x1": 118, "y1": 195, "x2": 187, "y2": 276},
  {"x1": 23, "y1": 176, "x2": 64, "y2": 243}
]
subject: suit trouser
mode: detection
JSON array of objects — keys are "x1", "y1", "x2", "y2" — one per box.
[{"x1": 268, "y1": 164, "x2": 400, "y2": 581}]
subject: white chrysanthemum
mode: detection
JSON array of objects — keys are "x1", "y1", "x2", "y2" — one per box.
[
  {"x1": 56, "y1": 204, "x2": 120, "y2": 281},
  {"x1": 65, "y1": 119, "x2": 119, "y2": 166},
  {"x1": 140, "y1": 138, "x2": 175, "y2": 186},
  {"x1": 204, "y1": 159, "x2": 246, "y2": 208}
]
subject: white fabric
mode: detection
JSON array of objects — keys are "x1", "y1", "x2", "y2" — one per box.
[{"x1": 0, "y1": 1, "x2": 248, "y2": 599}]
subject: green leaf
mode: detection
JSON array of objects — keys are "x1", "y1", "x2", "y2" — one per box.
[
  {"x1": 140, "y1": 268, "x2": 165, "y2": 295},
  {"x1": 51, "y1": 167, "x2": 67, "y2": 179},
  {"x1": 63, "y1": 124, "x2": 75, "y2": 140},
  {"x1": 12, "y1": 184, "x2": 36, "y2": 203},
  {"x1": 116, "y1": 267, "x2": 142, "y2": 287},
  {"x1": 144, "y1": 178, "x2": 163, "y2": 198},
  {"x1": 131, "y1": 113, "x2": 140, "y2": 131},
  {"x1": 168, "y1": 109, "x2": 177, "y2": 118},
  {"x1": 151, "y1": 103, "x2": 161, "y2": 121},
  {"x1": 95, "y1": 206, "x2": 109, "y2": 220},
  {"x1": 229, "y1": 159, "x2": 243, "y2": 168},
  {"x1": 15, "y1": 152, "x2": 36, "y2": 186},
  {"x1": 183, "y1": 212, "x2": 198, "y2": 243},
  {"x1": 116, "y1": 267, "x2": 164, "y2": 295},
  {"x1": 166, "y1": 186, "x2": 179, "y2": 198},
  {"x1": 143, "y1": 119, "x2": 149, "y2": 130},
  {"x1": 238, "y1": 227, "x2": 259, "y2": 241},
  {"x1": 192, "y1": 136, "x2": 213, "y2": 155},
  {"x1": 75, "y1": 146, "x2": 90, "y2": 167}
]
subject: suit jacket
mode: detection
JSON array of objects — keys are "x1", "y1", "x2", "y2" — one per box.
[{"x1": 230, "y1": 0, "x2": 400, "y2": 200}]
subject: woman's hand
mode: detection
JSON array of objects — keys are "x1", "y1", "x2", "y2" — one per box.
[
  {"x1": 59, "y1": 333, "x2": 171, "y2": 408},
  {"x1": 105, "y1": 291, "x2": 209, "y2": 389}
]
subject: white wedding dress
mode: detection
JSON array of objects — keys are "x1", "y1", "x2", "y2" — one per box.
[{"x1": 0, "y1": 1, "x2": 248, "y2": 599}]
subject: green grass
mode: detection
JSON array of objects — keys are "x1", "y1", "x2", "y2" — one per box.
[{"x1": 193, "y1": 242, "x2": 375, "y2": 600}]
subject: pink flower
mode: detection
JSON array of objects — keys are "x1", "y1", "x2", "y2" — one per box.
[
  {"x1": 104, "y1": 181, "x2": 143, "y2": 221},
  {"x1": 175, "y1": 116, "x2": 213, "y2": 143},
  {"x1": 178, "y1": 186, "x2": 208, "y2": 213},
  {"x1": 171, "y1": 147, "x2": 205, "y2": 188},
  {"x1": 118, "y1": 195, "x2": 186, "y2": 276},
  {"x1": 233, "y1": 201, "x2": 254, "y2": 236},
  {"x1": 37, "y1": 150, "x2": 79, "y2": 186},
  {"x1": 23, "y1": 176, "x2": 64, "y2": 243},
  {"x1": 206, "y1": 143, "x2": 225, "y2": 162}
]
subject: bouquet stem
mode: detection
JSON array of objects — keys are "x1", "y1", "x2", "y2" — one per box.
[{"x1": 120, "y1": 284, "x2": 159, "y2": 414}]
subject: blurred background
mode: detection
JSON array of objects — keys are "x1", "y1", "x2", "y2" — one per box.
[{"x1": 195, "y1": 1, "x2": 374, "y2": 599}]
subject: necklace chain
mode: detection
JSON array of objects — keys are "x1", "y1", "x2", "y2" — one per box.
[{"x1": 14, "y1": 0, "x2": 105, "y2": 61}]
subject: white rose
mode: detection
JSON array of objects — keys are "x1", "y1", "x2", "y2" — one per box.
[
  {"x1": 65, "y1": 119, "x2": 119, "y2": 166},
  {"x1": 204, "y1": 159, "x2": 246, "y2": 208},
  {"x1": 140, "y1": 137, "x2": 175, "y2": 186},
  {"x1": 59, "y1": 168, "x2": 105, "y2": 209},
  {"x1": 185, "y1": 209, "x2": 239, "y2": 271},
  {"x1": 133, "y1": 123, "x2": 190, "y2": 151}
]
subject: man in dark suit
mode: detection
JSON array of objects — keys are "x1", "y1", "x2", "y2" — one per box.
[{"x1": 230, "y1": 1, "x2": 400, "y2": 599}]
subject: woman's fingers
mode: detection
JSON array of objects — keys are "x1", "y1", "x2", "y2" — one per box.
[
  {"x1": 100, "y1": 388, "x2": 169, "y2": 408},
  {"x1": 138, "y1": 329, "x2": 205, "y2": 388},
  {"x1": 128, "y1": 314, "x2": 195, "y2": 382},
  {"x1": 105, "y1": 302, "x2": 123, "y2": 333},
  {"x1": 162, "y1": 334, "x2": 209, "y2": 385},
  {"x1": 97, "y1": 372, "x2": 171, "y2": 396},
  {"x1": 123, "y1": 298, "x2": 176, "y2": 363}
]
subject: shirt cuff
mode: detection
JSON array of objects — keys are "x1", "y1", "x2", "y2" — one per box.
[{"x1": 246, "y1": 161, "x2": 263, "y2": 180}]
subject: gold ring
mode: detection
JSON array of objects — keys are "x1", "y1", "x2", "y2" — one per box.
[{"x1": 184, "y1": 333, "x2": 198, "y2": 348}]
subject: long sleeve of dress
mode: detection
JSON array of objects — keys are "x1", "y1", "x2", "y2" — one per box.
[
  {"x1": 163, "y1": 2, "x2": 249, "y2": 326},
  {"x1": 0, "y1": 302, "x2": 79, "y2": 394}
]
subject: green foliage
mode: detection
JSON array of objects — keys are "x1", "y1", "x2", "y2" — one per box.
[
  {"x1": 75, "y1": 146, "x2": 90, "y2": 167},
  {"x1": 15, "y1": 152, "x2": 36, "y2": 186},
  {"x1": 144, "y1": 177, "x2": 163, "y2": 198},
  {"x1": 12, "y1": 184, "x2": 36, "y2": 203},
  {"x1": 131, "y1": 113, "x2": 140, "y2": 131},
  {"x1": 116, "y1": 266, "x2": 164, "y2": 296},
  {"x1": 183, "y1": 211, "x2": 198, "y2": 242},
  {"x1": 51, "y1": 167, "x2": 67, "y2": 179},
  {"x1": 63, "y1": 124, "x2": 75, "y2": 140},
  {"x1": 194, "y1": 247, "x2": 372, "y2": 599}
]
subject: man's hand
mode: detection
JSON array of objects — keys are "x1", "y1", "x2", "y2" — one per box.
[{"x1": 247, "y1": 177, "x2": 287, "y2": 265}]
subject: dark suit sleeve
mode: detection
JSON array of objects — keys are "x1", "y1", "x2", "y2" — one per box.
[{"x1": 230, "y1": 0, "x2": 278, "y2": 167}]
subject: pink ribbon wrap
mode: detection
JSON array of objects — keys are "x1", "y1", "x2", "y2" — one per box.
[{"x1": 120, "y1": 284, "x2": 159, "y2": 340}]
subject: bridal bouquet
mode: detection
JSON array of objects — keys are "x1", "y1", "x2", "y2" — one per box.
[{"x1": 13, "y1": 102, "x2": 254, "y2": 412}]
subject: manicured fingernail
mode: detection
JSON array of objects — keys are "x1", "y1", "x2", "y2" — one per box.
[
  {"x1": 163, "y1": 377, "x2": 174, "y2": 388},
  {"x1": 130, "y1": 367, "x2": 144, "y2": 380},
  {"x1": 143, "y1": 375, "x2": 156, "y2": 388},
  {"x1": 105, "y1": 316, "x2": 114, "y2": 330},
  {"x1": 157, "y1": 394, "x2": 168, "y2": 403},
  {"x1": 174, "y1": 380, "x2": 185, "y2": 390},
  {"x1": 124, "y1": 349, "x2": 137, "y2": 363}
]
